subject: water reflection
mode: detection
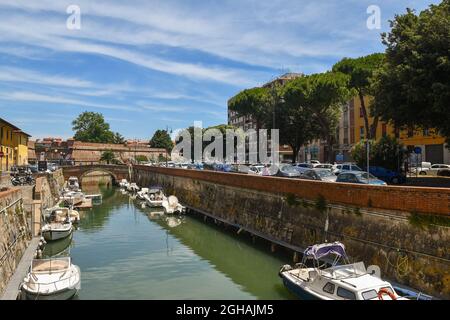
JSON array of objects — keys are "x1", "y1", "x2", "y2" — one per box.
[{"x1": 64, "y1": 186, "x2": 295, "y2": 299}]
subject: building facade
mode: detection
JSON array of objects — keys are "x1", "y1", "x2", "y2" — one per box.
[
  {"x1": 348, "y1": 96, "x2": 450, "y2": 165},
  {"x1": 0, "y1": 118, "x2": 31, "y2": 172}
]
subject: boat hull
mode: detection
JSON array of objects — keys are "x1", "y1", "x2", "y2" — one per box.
[
  {"x1": 281, "y1": 273, "x2": 319, "y2": 300},
  {"x1": 21, "y1": 287, "x2": 78, "y2": 300},
  {"x1": 42, "y1": 228, "x2": 72, "y2": 241}
]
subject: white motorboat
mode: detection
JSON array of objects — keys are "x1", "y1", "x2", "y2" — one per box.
[
  {"x1": 119, "y1": 179, "x2": 129, "y2": 188},
  {"x1": 67, "y1": 176, "x2": 80, "y2": 191},
  {"x1": 42, "y1": 221, "x2": 73, "y2": 241},
  {"x1": 127, "y1": 182, "x2": 140, "y2": 193},
  {"x1": 162, "y1": 195, "x2": 186, "y2": 214},
  {"x1": 21, "y1": 257, "x2": 80, "y2": 300},
  {"x1": 144, "y1": 187, "x2": 166, "y2": 208},
  {"x1": 45, "y1": 207, "x2": 80, "y2": 224},
  {"x1": 279, "y1": 242, "x2": 408, "y2": 300},
  {"x1": 60, "y1": 190, "x2": 85, "y2": 205},
  {"x1": 137, "y1": 188, "x2": 149, "y2": 200}
]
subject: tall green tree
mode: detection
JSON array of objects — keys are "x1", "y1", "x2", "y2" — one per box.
[
  {"x1": 150, "y1": 130, "x2": 174, "y2": 153},
  {"x1": 333, "y1": 53, "x2": 385, "y2": 139},
  {"x1": 228, "y1": 87, "x2": 273, "y2": 162},
  {"x1": 351, "y1": 136, "x2": 407, "y2": 172},
  {"x1": 112, "y1": 132, "x2": 125, "y2": 144},
  {"x1": 282, "y1": 72, "x2": 351, "y2": 162},
  {"x1": 372, "y1": 1, "x2": 450, "y2": 145},
  {"x1": 72, "y1": 112, "x2": 120, "y2": 143}
]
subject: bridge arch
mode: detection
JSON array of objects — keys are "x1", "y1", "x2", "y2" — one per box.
[
  {"x1": 79, "y1": 168, "x2": 119, "y2": 186},
  {"x1": 61, "y1": 165, "x2": 131, "y2": 187}
]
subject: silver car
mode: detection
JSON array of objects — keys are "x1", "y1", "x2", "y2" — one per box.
[
  {"x1": 277, "y1": 164, "x2": 302, "y2": 178},
  {"x1": 301, "y1": 169, "x2": 337, "y2": 182}
]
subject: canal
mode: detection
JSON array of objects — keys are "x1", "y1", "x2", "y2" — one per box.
[{"x1": 43, "y1": 186, "x2": 296, "y2": 300}]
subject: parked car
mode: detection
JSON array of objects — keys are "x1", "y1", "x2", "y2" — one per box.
[
  {"x1": 294, "y1": 163, "x2": 314, "y2": 174},
  {"x1": 332, "y1": 163, "x2": 363, "y2": 175},
  {"x1": 366, "y1": 166, "x2": 406, "y2": 184},
  {"x1": 314, "y1": 163, "x2": 334, "y2": 170},
  {"x1": 336, "y1": 171, "x2": 387, "y2": 186},
  {"x1": 301, "y1": 169, "x2": 337, "y2": 182},
  {"x1": 277, "y1": 164, "x2": 302, "y2": 178},
  {"x1": 248, "y1": 165, "x2": 265, "y2": 175},
  {"x1": 412, "y1": 163, "x2": 450, "y2": 176}
]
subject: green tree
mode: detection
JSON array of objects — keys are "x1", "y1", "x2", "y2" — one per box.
[
  {"x1": 100, "y1": 150, "x2": 116, "y2": 164},
  {"x1": 282, "y1": 72, "x2": 351, "y2": 162},
  {"x1": 150, "y1": 130, "x2": 173, "y2": 153},
  {"x1": 135, "y1": 155, "x2": 148, "y2": 163},
  {"x1": 72, "y1": 112, "x2": 117, "y2": 143},
  {"x1": 351, "y1": 136, "x2": 407, "y2": 171},
  {"x1": 333, "y1": 53, "x2": 385, "y2": 139},
  {"x1": 228, "y1": 87, "x2": 273, "y2": 162},
  {"x1": 112, "y1": 132, "x2": 125, "y2": 144},
  {"x1": 372, "y1": 1, "x2": 450, "y2": 145}
]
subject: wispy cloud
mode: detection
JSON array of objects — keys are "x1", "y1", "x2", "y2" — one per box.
[{"x1": 0, "y1": 91, "x2": 139, "y2": 112}]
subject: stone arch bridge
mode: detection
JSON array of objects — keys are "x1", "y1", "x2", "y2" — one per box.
[{"x1": 61, "y1": 164, "x2": 131, "y2": 185}]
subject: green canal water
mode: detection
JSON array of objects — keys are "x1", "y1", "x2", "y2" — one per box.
[{"x1": 44, "y1": 186, "x2": 296, "y2": 300}]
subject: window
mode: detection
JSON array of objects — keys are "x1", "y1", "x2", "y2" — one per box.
[
  {"x1": 342, "y1": 165, "x2": 350, "y2": 170},
  {"x1": 362, "y1": 290, "x2": 378, "y2": 300},
  {"x1": 359, "y1": 127, "x2": 364, "y2": 140},
  {"x1": 359, "y1": 107, "x2": 363, "y2": 118},
  {"x1": 337, "y1": 287, "x2": 356, "y2": 300},
  {"x1": 423, "y1": 128, "x2": 430, "y2": 136},
  {"x1": 407, "y1": 128, "x2": 414, "y2": 138},
  {"x1": 323, "y1": 282, "x2": 335, "y2": 294}
]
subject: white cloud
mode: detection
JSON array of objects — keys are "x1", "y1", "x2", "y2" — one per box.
[{"x1": 0, "y1": 91, "x2": 139, "y2": 111}]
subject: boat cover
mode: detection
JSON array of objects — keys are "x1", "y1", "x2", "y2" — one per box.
[{"x1": 304, "y1": 242, "x2": 347, "y2": 260}]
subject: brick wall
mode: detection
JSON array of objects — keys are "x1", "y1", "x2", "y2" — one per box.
[{"x1": 134, "y1": 166, "x2": 450, "y2": 216}]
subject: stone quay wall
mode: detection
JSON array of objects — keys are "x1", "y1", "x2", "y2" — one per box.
[{"x1": 0, "y1": 188, "x2": 31, "y2": 295}]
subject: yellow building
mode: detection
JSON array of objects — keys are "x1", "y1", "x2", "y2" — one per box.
[
  {"x1": 0, "y1": 118, "x2": 31, "y2": 172},
  {"x1": 350, "y1": 96, "x2": 450, "y2": 164}
]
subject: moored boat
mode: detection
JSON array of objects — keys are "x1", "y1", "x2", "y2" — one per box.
[
  {"x1": 20, "y1": 257, "x2": 80, "y2": 300},
  {"x1": 127, "y1": 182, "x2": 140, "y2": 193},
  {"x1": 137, "y1": 187, "x2": 149, "y2": 200},
  {"x1": 162, "y1": 195, "x2": 186, "y2": 214},
  {"x1": 45, "y1": 207, "x2": 80, "y2": 224},
  {"x1": 279, "y1": 242, "x2": 408, "y2": 300},
  {"x1": 119, "y1": 179, "x2": 129, "y2": 188},
  {"x1": 60, "y1": 190, "x2": 85, "y2": 205},
  {"x1": 67, "y1": 176, "x2": 80, "y2": 191},
  {"x1": 144, "y1": 187, "x2": 166, "y2": 208},
  {"x1": 42, "y1": 222, "x2": 73, "y2": 241}
]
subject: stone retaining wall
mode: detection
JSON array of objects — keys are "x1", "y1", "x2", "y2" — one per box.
[{"x1": 0, "y1": 188, "x2": 31, "y2": 295}]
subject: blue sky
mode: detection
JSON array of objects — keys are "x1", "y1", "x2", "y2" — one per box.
[{"x1": 0, "y1": 0, "x2": 440, "y2": 140}]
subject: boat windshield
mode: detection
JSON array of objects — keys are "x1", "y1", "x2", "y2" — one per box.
[
  {"x1": 31, "y1": 258, "x2": 71, "y2": 273},
  {"x1": 321, "y1": 262, "x2": 367, "y2": 280}
]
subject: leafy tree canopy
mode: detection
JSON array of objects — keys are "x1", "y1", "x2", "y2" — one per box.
[
  {"x1": 373, "y1": 1, "x2": 450, "y2": 144},
  {"x1": 72, "y1": 111, "x2": 124, "y2": 144},
  {"x1": 100, "y1": 150, "x2": 116, "y2": 164},
  {"x1": 150, "y1": 129, "x2": 174, "y2": 152}
]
